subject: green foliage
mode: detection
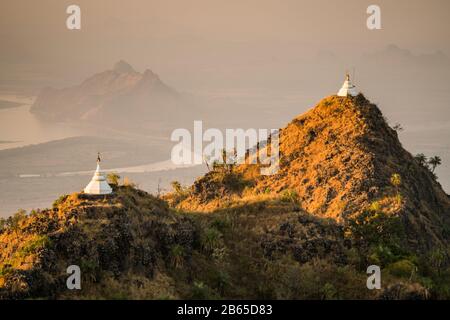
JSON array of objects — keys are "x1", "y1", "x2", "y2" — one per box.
[
  {"x1": 171, "y1": 181, "x2": 183, "y2": 195},
  {"x1": 369, "y1": 201, "x2": 381, "y2": 212},
  {"x1": 212, "y1": 247, "x2": 228, "y2": 264},
  {"x1": 52, "y1": 194, "x2": 69, "y2": 208},
  {"x1": 348, "y1": 210, "x2": 404, "y2": 246},
  {"x1": 107, "y1": 172, "x2": 121, "y2": 186},
  {"x1": 6, "y1": 209, "x2": 27, "y2": 231},
  {"x1": 390, "y1": 173, "x2": 403, "y2": 205},
  {"x1": 390, "y1": 173, "x2": 401, "y2": 188},
  {"x1": 394, "y1": 193, "x2": 403, "y2": 206},
  {"x1": 367, "y1": 244, "x2": 395, "y2": 266},
  {"x1": 386, "y1": 259, "x2": 417, "y2": 278},
  {"x1": 266, "y1": 258, "x2": 372, "y2": 300},
  {"x1": 346, "y1": 209, "x2": 407, "y2": 266},
  {"x1": 19, "y1": 235, "x2": 51, "y2": 257},
  {"x1": 428, "y1": 156, "x2": 442, "y2": 173},
  {"x1": 205, "y1": 150, "x2": 248, "y2": 192},
  {"x1": 190, "y1": 281, "x2": 215, "y2": 299},
  {"x1": 169, "y1": 244, "x2": 185, "y2": 269},
  {"x1": 210, "y1": 149, "x2": 237, "y2": 174},
  {"x1": 414, "y1": 153, "x2": 427, "y2": 165},
  {"x1": 414, "y1": 153, "x2": 443, "y2": 177},
  {"x1": 280, "y1": 189, "x2": 300, "y2": 204},
  {"x1": 443, "y1": 224, "x2": 450, "y2": 240},
  {"x1": 0, "y1": 217, "x2": 6, "y2": 233},
  {"x1": 80, "y1": 258, "x2": 100, "y2": 283},
  {"x1": 2, "y1": 183, "x2": 450, "y2": 300},
  {"x1": 170, "y1": 181, "x2": 190, "y2": 205},
  {"x1": 219, "y1": 172, "x2": 248, "y2": 192},
  {"x1": 321, "y1": 282, "x2": 338, "y2": 300},
  {"x1": 200, "y1": 227, "x2": 223, "y2": 254},
  {"x1": 0, "y1": 264, "x2": 13, "y2": 277},
  {"x1": 210, "y1": 217, "x2": 232, "y2": 233},
  {"x1": 213, "y1": 271, "x2": 231, "y2": 295},
  {"x1": 210, "y1": 170, "x2": 250, "y2": 194},
  {"x1": 428, "y1": 248, "x2": 448, "y2": 276}
]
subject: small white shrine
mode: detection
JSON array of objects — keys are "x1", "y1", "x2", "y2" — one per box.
[
  {"x1": 84, "y1": 153, "x2": 113, "y2": 195},
  {"x1": 337, "y1": 73, "x2": 358, "y2": 97}
]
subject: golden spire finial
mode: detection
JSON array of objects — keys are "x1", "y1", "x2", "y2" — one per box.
[{"x1": 97, "y1": 152, "x2": 101, "y2": 163}]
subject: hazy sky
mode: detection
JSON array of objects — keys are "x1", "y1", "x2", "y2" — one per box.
[{"x1": 1, "y1": 0, "x2": 450, "y2": 92}]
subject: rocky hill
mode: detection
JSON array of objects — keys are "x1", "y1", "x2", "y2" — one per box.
[
  {"x1": 2, "y1": 185, "x2": 444, "y2": 300},
  {"x1": 177, "y1": 95, "x2": 450, "y2": 252},
  {"x1": 0, "y1": 186, "x2": 360, "y2": 299},
  {"x1": 1, "y1": 94, "x2": 450, "y2": 300},
  {"x1": 0, "y1": 187, "x2": 197, "y2": 299}
]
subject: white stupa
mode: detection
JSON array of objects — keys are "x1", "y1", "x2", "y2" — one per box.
[
  {"x1": 84, "y1": 153, "x2": 113, "y2": 195},
  {"x1": 337, "y1": 73, "x2": 358, "y2": 97}
]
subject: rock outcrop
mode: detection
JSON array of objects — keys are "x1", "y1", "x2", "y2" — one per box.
[{"x1": 179, "y1": 94, "x2": 450, "y2": 251}]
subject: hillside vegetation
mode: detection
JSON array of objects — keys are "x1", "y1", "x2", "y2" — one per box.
[
  {"x1": 1, "y1": 95, "x2": 450, "y2": 299},
  {"x1": 2, "y1": 186, "x2": 446, "y2": 299},
  {"x1": 176, "y1": 95, "x2": 450, "y2": 252}
]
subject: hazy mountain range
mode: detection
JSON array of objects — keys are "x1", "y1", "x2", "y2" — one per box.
[
  {"x1": 30, "y1": 61, "x2": 199, "y2": 135},
  {"x1": 29, "y1": 60, "x2": 266, "y2": 135}
]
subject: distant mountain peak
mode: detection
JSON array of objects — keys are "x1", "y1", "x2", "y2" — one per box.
[
  {"x1": 142, "y1": 69, "x2": 159, "y2": 80},
  {"x1": 31, "y1": 60, "x2": 188, "y2": 126},
  {"x1": 113, "y1": 60, "x2": 136, "y2": 73},
  {"x1": 385, "y1": 44, "x2": 412, "y2": 55}
]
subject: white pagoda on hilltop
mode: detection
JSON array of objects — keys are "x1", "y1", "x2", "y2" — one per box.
[
  {"x1": 337, "y1": 73, "x2": 358, "y2": 97},
  {"x1": 84, "y1": 153, "x2": 112, "y2": 195}
]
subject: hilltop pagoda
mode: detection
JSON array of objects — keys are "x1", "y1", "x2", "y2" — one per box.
[
  {"x1": 337, "y1": 73, "x2": 358, "y2": 97},
  {"x1": 84, "y1": 153, "x2": 113, "y2": 195}
]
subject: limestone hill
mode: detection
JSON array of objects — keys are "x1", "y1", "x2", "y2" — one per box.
[
  {"x1": 0, "y1": 187, "x2": 200, "y2": 299},
  {"x1": 175, "y1": 95, "x2": 450, "y2": 252},
  {"x1": 3, "y1": 185, "x2": 445, "y2": 300},
  {"x1": 1, "y1": 95, "x2": 450, "y2": 300},
  {"x1": 0, "y1": 187, "x2": 366, "y2": 299}
]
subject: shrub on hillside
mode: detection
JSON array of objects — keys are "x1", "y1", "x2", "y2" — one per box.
[{"x1": 346, "y1": 208, "x2": 408, "y2": 266}]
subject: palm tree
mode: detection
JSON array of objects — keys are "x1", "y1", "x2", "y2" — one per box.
[
  {"x1": 428, "y1": 156, "x2": 442, "y2": 173},
  {"x1": 414, "y1": 153, "x2": 427, "y2": 167}
]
